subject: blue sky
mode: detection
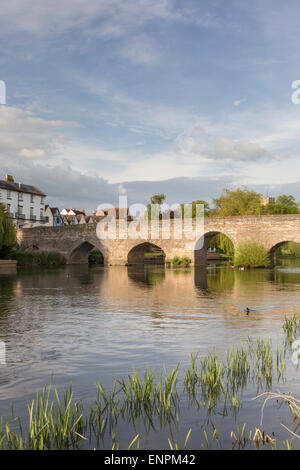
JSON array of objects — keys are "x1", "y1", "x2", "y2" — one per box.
[{"x1": 1, "y1": 0, "x2": 300, "y2": 210}]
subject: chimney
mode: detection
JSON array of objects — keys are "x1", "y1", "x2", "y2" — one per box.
[
  {"x1": 80, "y1": 209, "x2": 85, "y2": 214},
  {"x1": 4, "y1": 174, "x2": 14, "y2": 182}
]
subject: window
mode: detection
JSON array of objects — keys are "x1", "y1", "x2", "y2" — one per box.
[
  {"x1": 30, "y1": 194, "x2": 34, "y2": 203},
  {"x1": 7, "y1": 190, "x2": 11, "y2": 200},
  {"x1": 18, "y1": 192, "x2": 23, "y2": 201},
  {"x1": 30, "y1": 207, "x2": 34, "y2": 219},
  {"x1": 41, "y1": 196, "x2": 44, "y2": 204},
  {"x1": 40, "y1": 209, "x2": 44, "y2": 220},
  {"x1": 6, "y1": 204, "x2": 10, "y2": 214}
]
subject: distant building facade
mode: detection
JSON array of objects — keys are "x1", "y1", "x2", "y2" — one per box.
[
  {"x1": 0, "y1": 174, "x2": 47, "y2": 227},
  {"x1": 261, "y1": 196, "x2": 275, "y2": 206},
  {"x1": 44, "y1": 206, "x2": 64, "y2": 227}
]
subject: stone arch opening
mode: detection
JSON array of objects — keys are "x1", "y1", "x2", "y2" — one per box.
[
  {"x1": 69, "y1": 241, "x2": 105, "y2": 265},
  {"x1": 194, "y1": 231, "x2": 234, "y2": 266},
  {"x1": 269, "y1": 241, "x2": 300, "y2": 266},
  {"x1": 127, "y1": 242, "x2": 166, "y2": 265}
]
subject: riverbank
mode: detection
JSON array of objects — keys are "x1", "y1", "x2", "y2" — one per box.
[{"x1": 10, "y1": 250, "x2": 66, "y2": 267}]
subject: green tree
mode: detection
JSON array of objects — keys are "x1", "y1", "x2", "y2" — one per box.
[
  {"x1": 263, "y1": 194, "x2": 298, "y2": 214},
  {"x1": 147, "y1": 194, "x2": 166, "y2": 219},
  {"x1": 179, "y1": 200, "x2": 210, "y2": 218},
  {"x1": 0, "y1": 204, "x2": 16, "y2": 258},
  {"x1": 212, "y1": 188, "x2": 262, "y2": 217},
  {"x1": 208, "y1": 233, "x2": 234, "y2": 257}
]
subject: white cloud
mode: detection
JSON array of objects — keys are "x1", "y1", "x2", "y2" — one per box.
[
  {"x1": 0, "y1": 0, "x2": 178, "y2": 37},
  {"x1": 119, "y1": 34, "x2": 161, "y2": 65},
  {"x1": 233, "y1": 98, "x2": 246, "y2": 107},
  {"x1": 19, "y1": 148, "x2": 46, "y2": 159},
  {"x1": 0, "y1": 106, "x2": 79, "y2": 160}
]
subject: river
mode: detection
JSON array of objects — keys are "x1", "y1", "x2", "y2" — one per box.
[{"x1": 1, "y1": 260, "x2": 300, "y2": 449}]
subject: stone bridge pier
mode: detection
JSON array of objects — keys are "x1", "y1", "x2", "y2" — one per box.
[{"x1": 16, "y1": 214, "x2": 300, "y2": 266}]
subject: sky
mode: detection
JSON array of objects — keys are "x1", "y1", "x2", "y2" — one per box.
[{"x1": 1, "y1": 0, "x2": 300, "y2": 211}]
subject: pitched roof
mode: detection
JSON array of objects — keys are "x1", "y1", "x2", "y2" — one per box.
[{"x1": 0, "y1": 179, "x2": 46, "y2": 196}]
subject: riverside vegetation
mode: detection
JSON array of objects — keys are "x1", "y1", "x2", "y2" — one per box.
[
  {"x1": 1, "y1": 316, "x2": 300, "y2": 450},
  {"x1": 10, "y1": 251, "x2": 66, "y2": 267}
]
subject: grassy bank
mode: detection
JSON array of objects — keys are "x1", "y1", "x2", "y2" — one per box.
[
  {"x1": 0, "y1": 316, "x2": 300, "y2": 449},
  {"x1": 11, "y1": 251, "x2": 66, "y2": 267}
]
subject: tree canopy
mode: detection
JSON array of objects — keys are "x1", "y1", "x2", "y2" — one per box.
[
  {"x1": 211, "y1": 188, "x2": 299, "y2": 216},
  {"x1": 262, "y1": 194, "x2": 298, "y2": 214},
  {"x1": 0, "y1": 204, "x2": 16, "y2": 258},
  {"x1": 147, "y1": 194, "x2": 166, "y2": 219},
  {"x1": 212, "y1": 188, "x2": 262, "y2": 217},
  {"x1": 179, "y1": 200, "x2": 211, "y2": 218}
]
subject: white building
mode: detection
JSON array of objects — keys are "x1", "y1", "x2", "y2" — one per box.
[{"x1": 0, "y1": 174, "x2": 47, "y2": 227}]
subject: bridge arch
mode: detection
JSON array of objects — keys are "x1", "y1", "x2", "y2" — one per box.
[
  {"x1": 269, "y1": 240, "x2": 300, "y2": 266},
  {"x1": 68, "y1": 240, "x2": 105, "y2": 265},
  {"x1": 127, "y1": 242, "x2": 166, "y2": 265},
  {"x1": 194, "y1": 230, "x2": 235, "y2": 266}
]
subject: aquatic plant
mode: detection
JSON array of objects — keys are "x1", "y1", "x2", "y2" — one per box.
[
  {"x1": 171, "y1": 256, "x2": 191, "y2": 267},
  {"x1": 283, "y1": 314, "x2": 300, "y2": 346},
  {"x1": 0, "y1": 321, "x2": 297, "y2": 450}
]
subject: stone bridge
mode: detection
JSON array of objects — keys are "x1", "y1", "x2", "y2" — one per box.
[{"x1": 16, "y1": 214, "x2": 300, "y2": 266}]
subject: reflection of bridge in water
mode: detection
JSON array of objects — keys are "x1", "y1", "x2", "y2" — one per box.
[{"x1": 17, "y1": 214, "x2": 300, "y2": 266}]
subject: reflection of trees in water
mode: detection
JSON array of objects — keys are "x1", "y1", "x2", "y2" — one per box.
[
  {"x1": 207, "y1": 267, "x2": 235, "y2": 292},
  {"x1": 195, "y1": 266, "x2": 278, "y2": 295},
  {"x1": 16, "y1": 266, "x2": 101, "y2": 290},
  {"x1": 234, "y1": 268, "x2": 274, "y2": 286},
  {"x1": 273, "y1": 268, "x2": 300, "y2": 285},
  {"x1": 127, "y1": 266, "x2": 165, "y2": 287},
  {"x1": 0, "y1": 273, "x2": 17, "y2": 317}
]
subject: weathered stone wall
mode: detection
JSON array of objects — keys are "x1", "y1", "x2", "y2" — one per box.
[{"x1": 17, "y1": 214, "x2": 300, "y2": 265}]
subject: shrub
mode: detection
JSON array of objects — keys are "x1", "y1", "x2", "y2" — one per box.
[
  {"x1": 88, "y1": 250, "x2": 104, "y2": 265},
  {"x1": 234, "y1": 242, "x2": 269, "y2": 268},
  {"x1": 172, "y1": 256, "x2": 182, "y2": 266},
  {"x1": 171, "y1": 256, "x2": 191, "y2": 268},
  {"x1": 11, "y1": 251, "x2": 66, "y2": 266}
]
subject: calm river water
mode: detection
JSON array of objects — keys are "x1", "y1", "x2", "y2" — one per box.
[{"x1": 1, "y1": 261, "x2": 300, "y2": 449}]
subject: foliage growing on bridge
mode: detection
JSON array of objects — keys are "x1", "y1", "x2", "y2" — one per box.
[
  {"x1": 0, "y1": 204, "x2": 16, "y2": 258},
  {"x1": 234, "y1": 242, "x2": 270, "y2": 268}
]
